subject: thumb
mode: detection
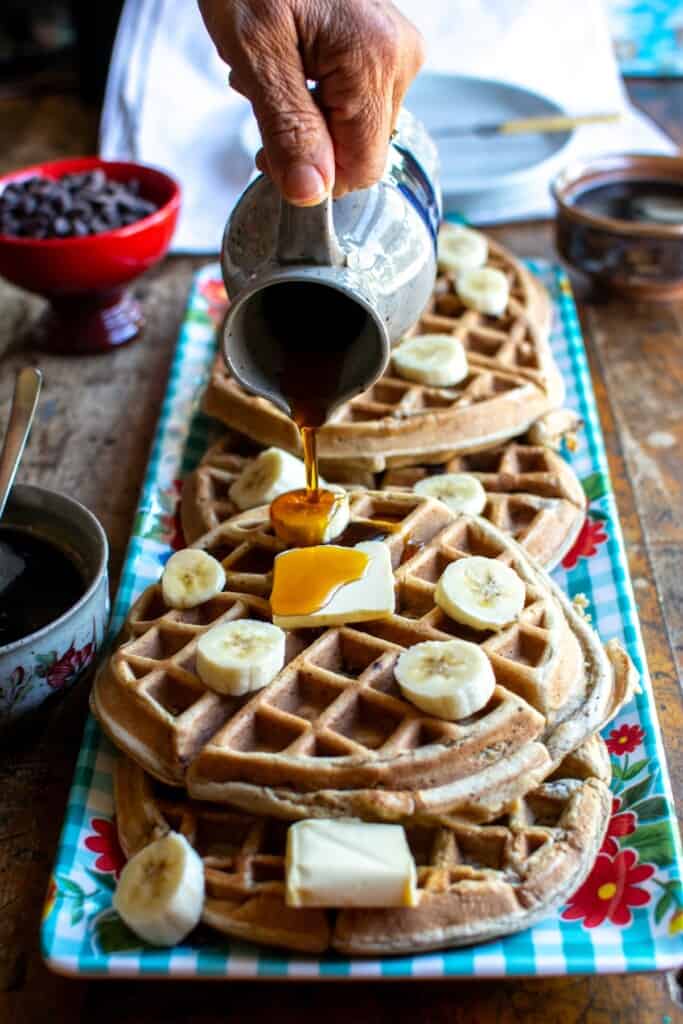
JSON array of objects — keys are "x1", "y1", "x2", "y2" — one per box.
[{"x1": 249, "y1": 66, "x2": 335, "y2": 206}]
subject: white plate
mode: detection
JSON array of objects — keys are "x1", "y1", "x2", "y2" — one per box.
[{"x1": 404, "y1": 72, "x2": 573, "y2": 213}]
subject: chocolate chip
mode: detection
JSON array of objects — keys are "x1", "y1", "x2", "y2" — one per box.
[
  {"x1": 52, "y1": 217, "x2": 71, "y2": 236},
  {"x1": 0, "y1": 171, "x2": 159, "y2": 239}
]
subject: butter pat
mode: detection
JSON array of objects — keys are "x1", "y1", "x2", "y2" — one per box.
[
  {"x1": 285, "y1": 819, "x2": 419, "y2": 908},
  {"x1": 271, "y1": 541, "x2": 395, "y2": 630}
]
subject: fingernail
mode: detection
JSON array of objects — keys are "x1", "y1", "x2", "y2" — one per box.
[{"x1": 283, "y1": 163, "x2": 328, "y2": 205}]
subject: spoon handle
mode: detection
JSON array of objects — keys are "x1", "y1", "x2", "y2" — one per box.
[{"x1": 0, "y1": 368, "x2": 42, "y2": 519}]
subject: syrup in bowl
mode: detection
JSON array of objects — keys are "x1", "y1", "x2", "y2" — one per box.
[{"x1": 0, "y1": 526, "x2": 86, "y2": 647}]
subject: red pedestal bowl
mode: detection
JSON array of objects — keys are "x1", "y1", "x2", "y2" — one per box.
[{"x1": 0, "y1": 157, "x2": 181, "y2": 354}]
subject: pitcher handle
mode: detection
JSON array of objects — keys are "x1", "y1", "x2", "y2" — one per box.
[{"x1": 276, "y1": 196, "x2": 345, "y2": 267}]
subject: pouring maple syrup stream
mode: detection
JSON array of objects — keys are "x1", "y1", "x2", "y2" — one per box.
[{"x1": 267, "y1": 281, "x2": 367, "y2": 548}]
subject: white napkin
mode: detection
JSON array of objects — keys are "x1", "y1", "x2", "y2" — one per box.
[{"x1": 100, "y1": 0, "x2": 676, "y2": 252}]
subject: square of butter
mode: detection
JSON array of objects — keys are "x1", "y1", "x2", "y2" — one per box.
[
  {"x1": 271, "y1": 540, "x2": 395, "y2": 630},
  {"x1": 285, "y1": 819, "x2": 419, "y2": 908}
]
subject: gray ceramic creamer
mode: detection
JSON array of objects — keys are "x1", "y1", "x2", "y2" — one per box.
[{"x1": 220, "y1": 109, "x2": 441, "y2": 420}]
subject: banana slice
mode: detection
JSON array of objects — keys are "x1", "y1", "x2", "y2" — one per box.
[
  {"x1": 392, "y1": 334, "x2": 468, "y2": 387},
  {"x1": 229, "y1": 447, "x2": 308, "y2": 511},
  {"x1": 114, "y1": 831, "x2": 204, "y2": 946},
  {"x1": 435, "y1": 555, "x2": 525, "y2": 631},
  {"x1": 161, "y1": 549, "x2": 226, "y2": 609},
  {"x1": 438, "y1": 223, "x2": 488, "y2": 274},
  {"x1": 271, "y1": 485, "x2": 350, "y2": 546},
  {"x1": 196, "y1": 618, "x2": 286, "y2": 695},
  {"x1": 324, "y1": 485, "x2": 350, "y2": 541},
  {"x1": 456, "y1": 267, "x2": 510, "y2": 317},
  {"x1": 395, "y1": 639, "x2": 495, "y2": 720},
  {"x1": 413, "y1": 473, "x2": 487, "y2": 515}
]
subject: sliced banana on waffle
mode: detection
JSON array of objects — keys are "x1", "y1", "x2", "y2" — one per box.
[
  {"x1": 395, "y1": 639, "x2": 495, "y2": 720},
  {"x1": 435, "y1": 555, "x2": 525, "y2": 631},
  {"x1": 392, "y1": 334, "x2": 468, "y2": 387},
  {"x1": 437, "y1": 223, "x2": 488, "y2": 274},
  {"x1": 114, "y1": 831, "x2": 204, "y2": 946},
  {"x1": 456, "y1": 266, "x2": 510, "y2": 317},
  {"x1": 196, "y1": 619, "x2": 286, "y2": 695},
  {"x1": 229, "y1": 447, "x2": 308, "y2": 510},
  {"x1": 270, "y1": 485, "x2": 350, "y2": 546},
  {"x1": 413, "y1": 473, "x2": 487, "y2": 515},
  {"x1": 321, "y1": 486, "x2": 350, "y2": 541},
  {"x1": 161, "y1": 549, "x2": 226, "y2": 609}
]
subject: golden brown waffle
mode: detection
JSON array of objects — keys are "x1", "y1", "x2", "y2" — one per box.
[
  {"x1": 181, "y1": 434, "x2": 586, "y2": 570},
  {"x1": 92, "y1": 493, "x2": 636, "y2": 823},
  {"x1": 114, "y1": 746, "x2": 611, "y2": 955},
  {"x1": 201, "y1": 241, "x2": 562, "y2": 473}
]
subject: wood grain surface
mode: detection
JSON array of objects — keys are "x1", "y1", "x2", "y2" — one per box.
[{"x1": 0, "y1": 83, "x2": 681, "y2": 1024}]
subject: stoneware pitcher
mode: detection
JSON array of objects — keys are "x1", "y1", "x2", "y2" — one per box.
[{"x1": 220, "y1": 109, "x2": 441, "y2": 419}]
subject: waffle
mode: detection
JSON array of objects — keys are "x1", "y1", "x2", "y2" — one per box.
[
  {"x1": 202, "y1": 242, "x2": 562, "y2": 473},
  {"x1": 181, "y1": 433, "x2": 586, "y2": 570},
  {"x1": 114, "y1": 743, "x2": 611, "y2": 955},
  {"x1": 92, "y1": 493, "x2": 636, "y2": 823}
]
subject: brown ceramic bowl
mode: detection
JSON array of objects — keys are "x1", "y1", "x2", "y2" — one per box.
[{"x1": 552, "y1": 154, "x2": 683, "y2": 300}]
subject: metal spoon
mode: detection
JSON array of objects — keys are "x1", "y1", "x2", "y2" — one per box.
[
  {"x1": 0, "y1": 368, "x2": 42, "y2": 594},
  {"x1": 0, "y1": 367, "x2": 42, "y2": 519}
]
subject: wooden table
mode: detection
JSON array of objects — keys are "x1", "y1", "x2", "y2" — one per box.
[{"x1": 0, "y1": 82, "x2": 681, "y2": 1024}]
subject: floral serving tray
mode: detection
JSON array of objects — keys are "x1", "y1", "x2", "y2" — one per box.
[{"x1": 41, "y1": 261, "x2": 683, "y2": 979}]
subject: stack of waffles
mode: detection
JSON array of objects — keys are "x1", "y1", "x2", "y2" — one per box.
[
  {"x1": 91, "y1": 227, "x2": 639, "y2": 954},
  {"x1": 94, "y1": 494, "x2": 637, "y2": 953}
]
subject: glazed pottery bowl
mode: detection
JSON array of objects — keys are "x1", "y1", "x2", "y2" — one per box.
[
  {"x1": 552, "y1": 153, "x2": 683, "y2": 300},
  {"x1": 0, "y1": 485, "x2": 109, "y2": 731},
  {"x1": 0, "y1": 156, "x2": 180, "y2": 353}
]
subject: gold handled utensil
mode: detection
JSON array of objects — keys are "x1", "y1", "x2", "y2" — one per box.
[{"x1": 433, "y1": 112, "x2": 621, "y2": 138}]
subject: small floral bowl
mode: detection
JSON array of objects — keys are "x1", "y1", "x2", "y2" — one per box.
[{"x1": 0, "y1": 484, "x2": 109, "y2": 731}]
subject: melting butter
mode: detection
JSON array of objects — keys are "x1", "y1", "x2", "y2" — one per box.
[
  {"x1": 270, "y1": 545, "x2": 369, "y2": 617},
  {"x1": 271, "y1": 541, "x2": 395, "y2": 629}
]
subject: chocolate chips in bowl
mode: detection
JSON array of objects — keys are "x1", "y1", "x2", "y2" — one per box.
[
  {"x1": 0, "y1": 169, "x2": 159, "y2": 240},
  {"x1": 0, "y1": 156, "x2": 180, "y2": 354}
]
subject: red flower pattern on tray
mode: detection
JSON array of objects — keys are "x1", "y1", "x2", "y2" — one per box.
[
  {"x1": 606, "y1": 723, "x2": 645, "y2": 756},
  {"x1": 199, "y1": 277, "x2": 227, "y2": 307},
  {"x1": 199, "y1": 277, "x2": 228, "y2": 325},
  {"x1": 562, "y1": 849, "x2": 654, "y2": 928},
  {"x1": 562, "y1": 517, "x2": 608, "y2": 569},
  {"x1": 601, "y1": 798, "x2": 637, "y2": 856},
  {"x1": 42, "y1": 876, "x2": 57, "y2": 921},
  {"x1": 165, "y1": 479, "x2": 185, "y2": 551},
  {"x1": 84, "y1": 818, "x2": 126, "y2": 878}
]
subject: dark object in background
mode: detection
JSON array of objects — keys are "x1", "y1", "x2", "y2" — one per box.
[
  {"x1": 70, "y1": 0, "x2": 124, "y2": 102},
  {"x1": 0, "y1": 169, "x2": 158, "y2": 239},
  {"x1": 552, "y1": 153, "x2": 683, "y2": 301},
  {"x1": 0, "y1": 0, "x2": 76, "y2": 91},
  {"x1": 0, "y1": 1, "x2": 124, "y2": 102}
]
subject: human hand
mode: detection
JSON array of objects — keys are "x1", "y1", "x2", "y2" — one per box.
[{"x1": 198, "y1": 0, "x2": 424, "y2": 205}]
